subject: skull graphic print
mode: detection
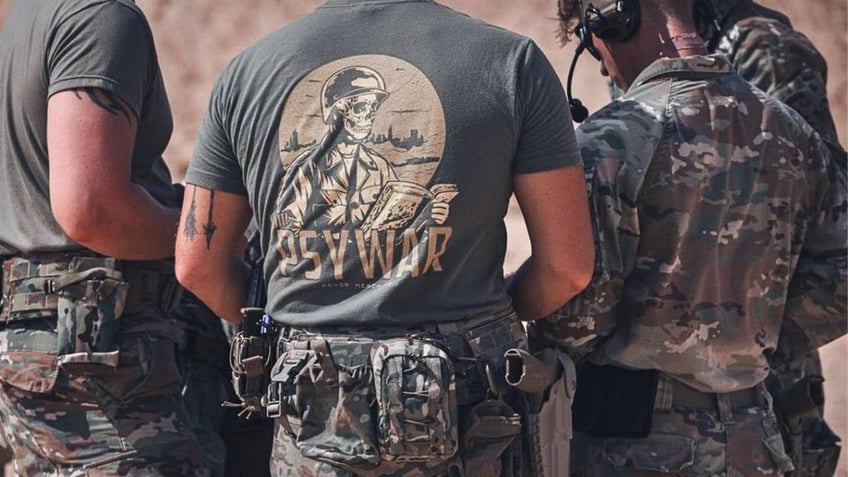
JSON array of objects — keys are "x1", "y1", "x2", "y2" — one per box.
[{"x1": 272, "y1": 56, "x2": 458, "y2": 283}]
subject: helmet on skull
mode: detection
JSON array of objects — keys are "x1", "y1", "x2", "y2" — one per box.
[{"x1": 321, "y1": 66, "x2": 389, "y2": 123}]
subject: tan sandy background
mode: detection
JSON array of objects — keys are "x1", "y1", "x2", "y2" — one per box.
[{"x1": 1, "y1": 0, "x2": 846, "y2": 473}]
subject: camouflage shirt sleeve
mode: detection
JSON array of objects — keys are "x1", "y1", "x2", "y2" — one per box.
[
  {"x1": 532, "y1": 99, "x2": 664, "y2": 361},
  {"x1": 717, "y1": 17, "x2": 841, "y2": 147},
  {"x1": 776, "y1": 134, "x2": 848, "y2": 362}
]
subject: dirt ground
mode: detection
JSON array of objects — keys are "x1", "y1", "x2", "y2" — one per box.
[{"x1": 0, "y1": 0, "x2": 846, "y2": 473}]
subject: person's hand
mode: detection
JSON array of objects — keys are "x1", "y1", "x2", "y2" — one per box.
[{"x1": 431, "y1": 201, "x2": 450, "y2": 225}]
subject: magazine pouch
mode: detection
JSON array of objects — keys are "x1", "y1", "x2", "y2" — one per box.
[
  {"x1": 270, "y1": 339, "x2": 380, "y2": 469},
  {"x1": 371, "y1": 337, "x2": 459, "y2": 463}
]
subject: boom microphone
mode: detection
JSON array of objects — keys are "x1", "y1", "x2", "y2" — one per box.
[{"x1": 567, "y1": 43, "x2": 590, "y2": 123}]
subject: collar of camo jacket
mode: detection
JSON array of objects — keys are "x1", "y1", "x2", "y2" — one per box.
[{"x1": 629, "y1": 54, "x2": 732, "y2": 91}]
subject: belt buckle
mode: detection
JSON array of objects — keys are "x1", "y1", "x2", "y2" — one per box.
[
  {"x1": 284, "y1": 350, "x2": 311, "y2": 379},
  {"x1": 265, "y1": 387, "x2": 282, "y2": 419}
]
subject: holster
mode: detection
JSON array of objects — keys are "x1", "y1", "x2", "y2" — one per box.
[{"x1": 505, "y1": 348, "x2": 576, "y2": 477}]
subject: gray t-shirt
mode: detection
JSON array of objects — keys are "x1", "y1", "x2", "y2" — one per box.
[
  {"x1": 0, "y1": 0, "x2": 176, "y2": 256},
  {"x1": 187, "y1": 0, "x2": 580, "y2": 327}
]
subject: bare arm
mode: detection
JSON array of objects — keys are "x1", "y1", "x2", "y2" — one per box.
[
  {"x1": 47, "y1": 88, "x2": 179, "y2": 259},
  {"x1": 175, "y1": 185, "x2": 252, "y2": 324},
  {"x1": 510, "y1": 164, "x2": 595, "y2": 320}
]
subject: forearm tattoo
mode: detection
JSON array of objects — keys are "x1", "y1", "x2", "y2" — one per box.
[
  {"x1": 203, "y1": 190, "x2": 218, "y2": 250},
  {"x1": 183, "y1": 186, "x2": 199, "y2": 242},
  {"x1": 72, "y1": 87, "x2": 132, "y2": 124}
]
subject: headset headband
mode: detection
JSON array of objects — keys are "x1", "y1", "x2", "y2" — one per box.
[{"x1": 584, "y1": 0, "x2": 641, "y2": 42}]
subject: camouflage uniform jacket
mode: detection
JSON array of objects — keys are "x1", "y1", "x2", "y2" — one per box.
[
  {"x1": 537, "y1": 54, "x2": 847, "y2": 393},
  {"x1": 707, "y1": 0, "x2": 842, "y2": 149}
]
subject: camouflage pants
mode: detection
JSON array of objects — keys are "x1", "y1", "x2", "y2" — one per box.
[
  {"x1": 270, "y1": 424, "x2": 463, "y2": 477},
  {"x1": 581, "y1": 394, "x2": 794, "y2": 476},
  {"x1": 269, "y1": 398, "x2": 525, "y2": 477},
  {"x1": 0, "y1": 326, "x2": 207, "y2": 476}
]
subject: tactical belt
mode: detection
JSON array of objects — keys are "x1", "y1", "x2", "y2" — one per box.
[
  {"x1": 278, "y1": 307, "x2": 525, "y2": 405},
  {"x1": 281, "y1": 308, "x2": 523, "y2": 365},
  {"x1": 0, "y1": 253, "x2": 182, "y2": 323},
  {"x1": 656, "y1": 373, "x2": 765, "y2": 411}
]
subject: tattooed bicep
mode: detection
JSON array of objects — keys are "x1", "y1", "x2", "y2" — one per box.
[
  {"x1": 183, "y1": 185, "x2": 199, "y2": 243},
  {"x1": 71, "y1": 87, "x2": 134, "y2": 125},
  {"x1": 181, "y1": 185, "x2": 219, "y2": 251}
]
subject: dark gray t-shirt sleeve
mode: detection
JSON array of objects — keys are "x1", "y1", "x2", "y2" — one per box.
[
  {"x1": 513, "y1": 41, "x2": 581, "y2": 174},
  {"x1": 47, "y1": 2, "x2": 154, "y2": 117},
  {"x1": 185, "y1": 71, "x2": 246, "y2": 195}
]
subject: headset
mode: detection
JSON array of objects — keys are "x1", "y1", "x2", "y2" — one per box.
[{"x1": 566, "y1": 0, "x2": 641, "y2": 122}]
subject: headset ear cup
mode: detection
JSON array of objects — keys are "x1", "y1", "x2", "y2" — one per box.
[{"x1": 592, "y1": 0, "x2": 641, "y2": 42}]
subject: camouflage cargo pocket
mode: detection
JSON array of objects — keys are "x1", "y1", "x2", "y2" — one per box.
[
  {"x1": 371, "y1": 337, "x2": 459, "y2": 463},
  {"x1": 597, "y1": 433, "x2": 696, "y2": 473},
  {"x1": 55, "y1": 268, "x2": 128, "y2": 367},
  {"x1": 0, "y1": 349, "x2": 60, "y2": 394},
  {"x1": 270, "y1": 340, "x2": 381, "y2": 469}
]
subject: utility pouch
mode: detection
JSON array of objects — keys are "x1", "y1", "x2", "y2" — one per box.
[
  {"x1": 460, "y1": 399, "x2": 522, "y2": 477},
  {"x1": 572, "y1": 363, "x2": 658, "y2": 438},
  {"x1": 270, "y1": 339, "x2": 380, "y2": 469},
  {"x1": 54, "y1": 263, "x2": 127, "y2": 367},
  {"x1": 371, "y1": 337, "x2": 459, "y2": 463}
]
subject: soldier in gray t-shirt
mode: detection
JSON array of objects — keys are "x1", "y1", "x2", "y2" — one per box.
[
  {"x1": 0, "y1": 1, "x2": 206, "y2": 474},
  {"x1": 177, "y1": 0, "x2": 595, "y2": 475}
]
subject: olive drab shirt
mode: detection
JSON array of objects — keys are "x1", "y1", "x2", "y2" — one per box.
[
  {"x1": 185, "y1": 0, "x2": 581, "y2": 327},
  {"x1": 536, "y1": 55, "x2": 847, "y2": 393},
  {"x1": 0, "y1": 0, "x2": 176, "y2": 256}
]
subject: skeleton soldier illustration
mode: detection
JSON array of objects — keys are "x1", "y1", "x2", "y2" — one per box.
[
  {"x1": 279, "y1": 66, "x2": 398, "y2": 231},
  {"x1": 277, "y1": 66, "x2": 451, "y2": 233}
]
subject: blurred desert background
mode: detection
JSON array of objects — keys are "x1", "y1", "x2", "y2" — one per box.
[{"x1": 1, "y1": 0, "x2": 846, "y2": 473}]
